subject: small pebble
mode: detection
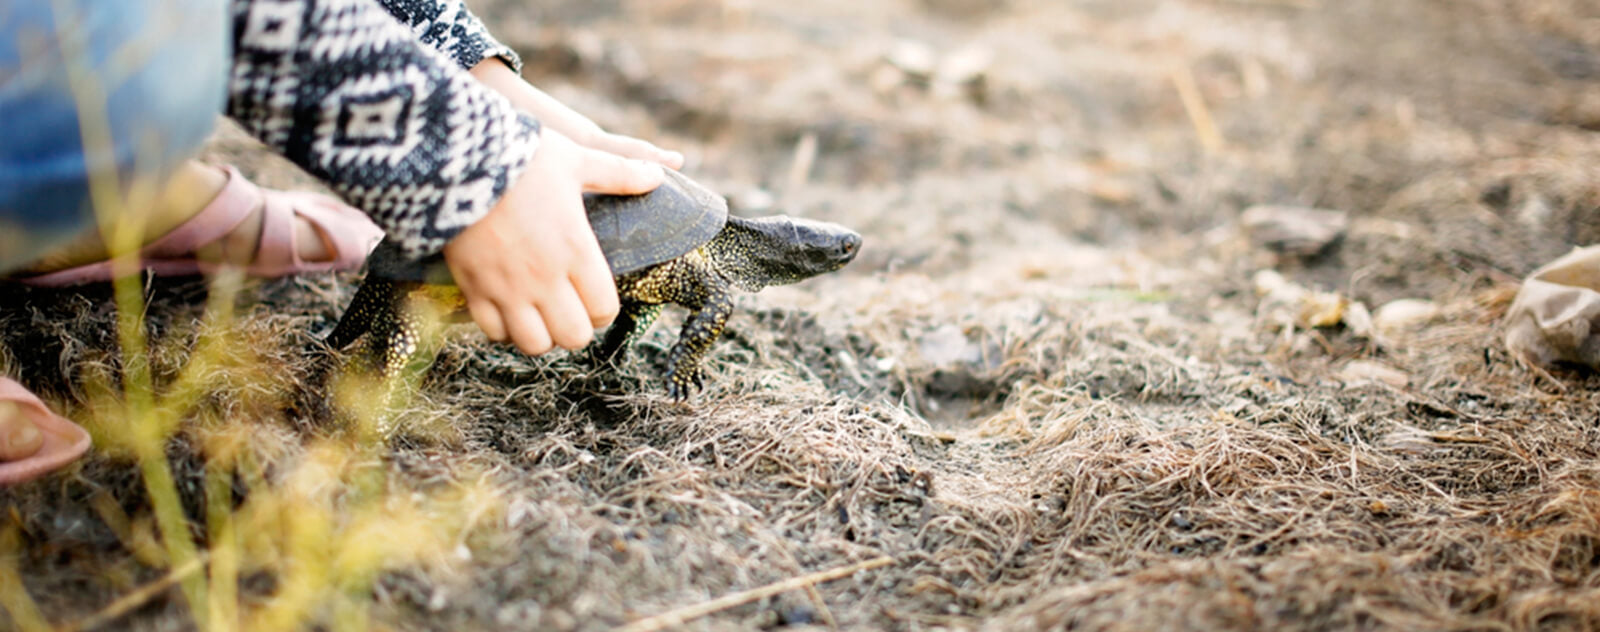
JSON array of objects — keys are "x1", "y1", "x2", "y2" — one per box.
[
  {"x1": 779, "y1": 606, "x2": 817, "y2": 626},
  {"x1": 1343, "y1": 301, "x2": 1375, "y2": 338},
  {"x1": 918, "y1": 324, "x2": 981, "y2": 366},
  {"x1": 1338, "y1": 360, "x2": 1410, "y2": 388},
  {"x1": 1241, "y1": 204, "x2": 1348, "y2": 256},
  {"x1": 1372, "y1": 298, "x2": 1440, "y2": 339},
  {"x1": 887, "y1": 39, "x2": 937, "y2": 79}
]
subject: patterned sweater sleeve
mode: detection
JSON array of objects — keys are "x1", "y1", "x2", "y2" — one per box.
[
  {"x1": 227, "y1": 0, "x2": 539, "y2": 257},
  {"x1": 373, "y1": 0, "x2": 522, "y2": 73}
]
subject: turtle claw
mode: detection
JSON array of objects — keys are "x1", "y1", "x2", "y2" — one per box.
[{"x1": 665, "y1": 365, "x2": 706, "y2": 402}]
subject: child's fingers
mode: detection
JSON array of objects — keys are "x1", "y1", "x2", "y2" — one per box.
[
  {"x1": 539, "y1": 284, "x2": 596, "y2": 351},
  {"x1": 662, "y1": 150, "x2": 686, "y2": 170},
  {"x1": 591, "y1": 133, "x2": 685, "y2": 169},
  {"x1": 444, "y1": 126, "x2": 630, "y2": 359},
  {"x1": 578, "y1": 147, "x2": 665, "y2": 195},
  {"x1": 504, "y1": 303, "x2": 555, "y2": 356},
  {"x1": 570, "y1": 238, "x2": 619, "y2": 329},
  {"x1": 465, "y1": 298, "x2": 508, "y2": 342}
]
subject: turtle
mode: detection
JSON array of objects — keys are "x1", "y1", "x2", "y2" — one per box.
[{"x1": 324, "y1": 169, "x2": 862, "y2": 400}]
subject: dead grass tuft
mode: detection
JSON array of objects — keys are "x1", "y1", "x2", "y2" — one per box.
[{"x1": 7, "y1": 0, "x2": 1600, "y2": 629}]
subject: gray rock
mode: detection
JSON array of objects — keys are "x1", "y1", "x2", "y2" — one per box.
[{"x1": 1241, "y1": 205, "x2": 1349, "y2": 256}]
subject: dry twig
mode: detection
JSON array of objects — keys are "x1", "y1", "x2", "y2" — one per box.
[
  {"x1": 1169, "y1": 64, "x2": 1225, "y2": 154},
  {"x1": 616, "y1": 556, "x2": 894, "y2": 632},
  {"x1": 64, "y1": 556, "x2": 207, "y2": 632}
]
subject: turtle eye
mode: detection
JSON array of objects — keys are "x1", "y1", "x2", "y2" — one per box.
[{"x1": 835, "y1": 234, "x2": 862, "y2": 259}]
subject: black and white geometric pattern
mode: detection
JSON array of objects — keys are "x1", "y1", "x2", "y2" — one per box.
[
  {"x1": 313, "y1": 64, "x2": 428, "y2": 165},
  {"x1": 228, "y1": 0, "x2": 540, "y2": 257},
  {"x1": 375, "y1": 0, "x2": 523, "y2": 72}
]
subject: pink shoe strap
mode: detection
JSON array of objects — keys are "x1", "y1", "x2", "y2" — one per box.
[
  {"x1": 253, "y1": 189, "x2": 300, "y2": 272},
  {"x1": 15, "y1": 166, "x2": 381, "y2": 286},
  {"x1": 273, "y1": 191, "x2": 380, "y2": 272},
  {"x1": 14, "y1": 166, "x2": 261, "y2": 286},
  {"x1": 140, "y1": 165, "x2": 261, "y2": 259}
]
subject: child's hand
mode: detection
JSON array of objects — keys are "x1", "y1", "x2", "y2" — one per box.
[
  {"x1": 441, "y1": 128, "x2": 663, "y2": 356},
  {"x1": 471, "y1": 60, "x2": 685, "y2": 169},
  {"x1": 575, "y1": 125, "x2": 684, "y2": 171}
]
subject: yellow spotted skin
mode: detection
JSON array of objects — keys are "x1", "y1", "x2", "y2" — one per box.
[
  {"x1": 326, "y1": 215, "x2": 861, "y2": 401},
  {"x1": 602, "y1": 247, "x2": 734, "y2": 400},
  {"x1": 326, "y1": 278, "x2": 448, "y2": 378}
]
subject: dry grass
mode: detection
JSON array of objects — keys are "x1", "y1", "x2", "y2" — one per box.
[{"x1": 6, "y1": 0, "x2": 1600, "y2": 630}]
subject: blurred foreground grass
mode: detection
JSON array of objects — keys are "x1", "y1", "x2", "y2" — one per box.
[
  {"x1": 1, "y1": 244, "x2": 503, "y2": 632},
  {"x1": 1, "y1": 27, "x2": 497, "y2": 625}
]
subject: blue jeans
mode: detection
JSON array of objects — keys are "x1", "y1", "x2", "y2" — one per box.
[{"x1": 0, "y1": 0, "x2": 227, "y2": 273}]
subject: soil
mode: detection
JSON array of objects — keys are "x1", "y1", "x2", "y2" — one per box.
[{"x1": 5, "y1": 0, "x2": 1600, "y2": 630}]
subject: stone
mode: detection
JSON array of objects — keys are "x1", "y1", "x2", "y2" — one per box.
[
  {"x1": 1372, "y1": 299, "x2": 1440, "y2": 338},
  {"x1": 1338, "y1": 360, "x2": 1409, "y2": 388},
  {"x1": 1240, "y1": 205, "x2": 1349, "y2": 256}
]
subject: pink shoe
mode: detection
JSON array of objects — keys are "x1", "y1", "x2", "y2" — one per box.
[
  {"x1": 0, "y1": 378, "x2": 90, "y2": 484},
  {"x1": 16, "y1": 166, "x2": 384, "y2": 286}
]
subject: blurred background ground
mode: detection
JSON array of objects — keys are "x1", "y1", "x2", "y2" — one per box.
[{"x1": 5, "y1": 0, "x2": 1600, "y2": 630}]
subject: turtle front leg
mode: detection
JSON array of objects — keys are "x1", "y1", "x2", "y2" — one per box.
[
  {"x1": 593, "y1": 300, "x2": 664, "y2": 367},
  {"x1": 665, "y1": 286, "x2": 734, "y2": 401}
]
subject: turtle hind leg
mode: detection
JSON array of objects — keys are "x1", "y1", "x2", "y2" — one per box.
[{"x1": 592, "y1": 301, "x2": 663, "y2": 368}]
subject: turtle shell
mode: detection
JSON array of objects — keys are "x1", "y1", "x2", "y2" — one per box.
[{"x1": 366, "y1": 169, "x2": 728, "y2": 284}]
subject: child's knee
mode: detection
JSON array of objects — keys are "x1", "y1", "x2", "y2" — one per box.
[{"x1": 0, "y1": 0, "x2": 227, "y2": 269}]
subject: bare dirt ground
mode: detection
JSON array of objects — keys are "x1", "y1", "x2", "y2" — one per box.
[{"x1": 6, "y1": 0, "x2": 1600, "y2": 630}]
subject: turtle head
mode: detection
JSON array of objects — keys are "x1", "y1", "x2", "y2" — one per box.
[{"x1": 714, "y1": 215, "x2": 861, "y2": 290}]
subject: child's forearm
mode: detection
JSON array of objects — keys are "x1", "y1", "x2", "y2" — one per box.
[
  {"x1": 469, "y1": 58, "x2": 685, "y2": 169},
  {"x1": 469, "y1": 59, "x2": 607, "y2": 146}
]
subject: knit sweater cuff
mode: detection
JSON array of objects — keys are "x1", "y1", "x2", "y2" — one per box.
[{"x1": 376, "y1": 0, "x2": 524, "y2": 73}]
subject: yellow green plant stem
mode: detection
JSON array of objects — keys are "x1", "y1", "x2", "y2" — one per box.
[
  {"x1": 132, "y1": 418, "x2": 209, "y2": 624},
  {"x1": 0, "y1": 525, "x2": 52, "y2": 632},
  {"x1": 104, "y1": 165, "x2": 210, "y2": 631},
  {"x1": 205, "y1": 455, "x2": 241, "y2": 632},
  {"x1": 53, "y1": 0, "x2": 212, "y2": 621},
  {"x1": 66, "y1": 555, "x2": 207, "y2": 632}
]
